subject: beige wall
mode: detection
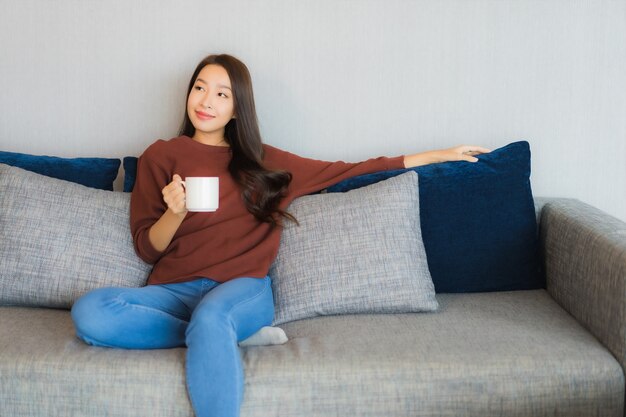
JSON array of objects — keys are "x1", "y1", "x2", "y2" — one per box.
[{"x1": 1, "y1": 0, "x2": 624, "y2": 221}]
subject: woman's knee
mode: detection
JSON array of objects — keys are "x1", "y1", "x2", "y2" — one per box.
[
  {"x1": 71, "y1": 287, "x2": 122, "y2": 346},
  {"x1": 186, "y1": 277, "x2": 275, "y2": 342},
  {"x1": 186, "y1": 303, "x2": 229, "y2": 335}
]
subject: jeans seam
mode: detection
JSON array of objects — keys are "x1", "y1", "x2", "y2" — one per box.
[
  {"x1": 113, "y1": 292, "x2": 190, "y2": 324},
  {"x1": 226, "y1": 276, "x2": 272, "y2": 317},
  {"x1": 201, "y1": 278, "x2": 217, "y2": 296}
]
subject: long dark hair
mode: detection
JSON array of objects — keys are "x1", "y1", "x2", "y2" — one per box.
[{"x1": 179, "y1": 54, "x2": 295, "y2": 226}]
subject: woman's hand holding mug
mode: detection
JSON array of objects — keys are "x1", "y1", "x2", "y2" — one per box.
[
  {"x1": 162, "y1": 174, "x2": 187, "y2": 215},
  {"x1": 162, "y1": 174, "x2": 220, "y2": 215}
]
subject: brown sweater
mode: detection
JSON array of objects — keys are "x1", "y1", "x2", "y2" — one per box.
[{"x1": 130, "y1": 136, "x2": 405, "y2": 285}]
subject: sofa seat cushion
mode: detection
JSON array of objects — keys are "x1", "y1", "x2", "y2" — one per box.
[{"x1": 0, "y1": 291, "x2": 623, "y2": 417}]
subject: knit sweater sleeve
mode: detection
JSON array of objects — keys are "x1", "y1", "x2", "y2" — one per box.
[
  {"x1": 263, "y1": 145, "x2": 406, "y2": 197},
  {"x1": 129, "y1": 142, "x2": 171, "y2": 264}
]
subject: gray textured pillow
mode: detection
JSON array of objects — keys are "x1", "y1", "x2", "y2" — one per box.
[
  {"x1": 270, "y1": 171, "x2": 438, "y2": 325},
  {"x1": 0, "y1": 164, "x2": 152, "y2": 308}
]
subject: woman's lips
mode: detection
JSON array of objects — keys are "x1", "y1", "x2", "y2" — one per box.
[{"x1": 195, "y1": 110, "x2": 215, "y2": 121}]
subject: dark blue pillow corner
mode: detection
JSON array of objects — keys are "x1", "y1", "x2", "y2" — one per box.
[
  {"x1": 328, "y1": 140, "x2": 543, "y2": 293},
  {"x1": 123, "y1": 156, "x2": 138, "y2": 192},
  {"x1": 0, "y1": 150, "x2": 121, "y2": 191}
]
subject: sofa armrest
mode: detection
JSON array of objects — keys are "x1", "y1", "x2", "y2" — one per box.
[{"x1": 540, "y1": 198, "x2": 626, "y2": 369}]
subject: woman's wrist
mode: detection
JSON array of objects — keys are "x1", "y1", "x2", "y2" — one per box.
[
  {"x1": 403, "y1": 151, "x2": 442, "y2": 169},
  {"x1": 148, "y1": 208, "x2": 187, "y2": 253},
  {"x1": 403, "y1": 145, "x2": 490, "y2": 168}
]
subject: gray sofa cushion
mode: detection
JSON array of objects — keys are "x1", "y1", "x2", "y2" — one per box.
[
  {"x1": 0, "y1": 290, "x2": 622, "y2": 416},
  {"x1": 0, "y1": 164, "x2": 151, "y2": 308},
  {"x1": 269, "y1": 171, "x2": 438, "y2": 325},
  {"x1": 270, "y1": 291, "x2": 623, "y2": 417}
]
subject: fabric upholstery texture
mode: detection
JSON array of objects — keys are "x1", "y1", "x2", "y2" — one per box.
[
  {"x1": 269, "y1": 172, "x2": 438, "y2": 325},
  {"x1": 0, "y1": 164, "x2": 152, "y2": 308},
  {"x1": 0, "y1": 290, "x2": 622, "y2": 417},
  {"x1": 327, "y1": 141, "x2": 543, "y2": 293},
  {"x1": 0, "y1": 150, "x2": 120, "y2": 190},
  {"x1": 123, "y1": 156, "x2": 138, "y2": 192},
  {"x1": 541, "y1": 198, "x2": 626, "y2": 373}
]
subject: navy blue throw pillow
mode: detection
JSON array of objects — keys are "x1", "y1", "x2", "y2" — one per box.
[
  {"x1": 0, "y1": 151, "x2": 120, "y2": 191},
  {"x1": 327, "y1": 141, "x2": 543, "y2": 293},
  {"x1": 123, "y1": 156, "x2": 138, "y2": 192}
]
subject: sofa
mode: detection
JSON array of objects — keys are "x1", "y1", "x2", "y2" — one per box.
[{"x1": 1, "y1": 141, "x2": 625, "y2": 417}]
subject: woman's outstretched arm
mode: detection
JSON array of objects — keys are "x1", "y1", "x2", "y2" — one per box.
[{"x1": 403, "y1": 145, "x2": 491, "y2": 168}]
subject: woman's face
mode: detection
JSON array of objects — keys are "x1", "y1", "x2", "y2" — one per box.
[{"x1": 187, "y1": 64, "x2": 235, "y2": 145}]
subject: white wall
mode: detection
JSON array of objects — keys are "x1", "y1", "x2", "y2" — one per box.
[{"x1": 1, "y1": 0, "x2": 624, "y2": 221}]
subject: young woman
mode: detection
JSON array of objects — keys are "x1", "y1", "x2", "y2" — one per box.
[{"x1": 71, "y1": 54, "x2": 490, "y2": 417}]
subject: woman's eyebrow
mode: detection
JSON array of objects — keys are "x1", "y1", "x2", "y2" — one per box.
[{"x1": 196, "y1": 78, "x2": 232, "y2": 90}]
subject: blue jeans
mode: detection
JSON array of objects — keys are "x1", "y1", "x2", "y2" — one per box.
[{"x1": 70, "y1": 276, "x2": 274, "y2": 417}]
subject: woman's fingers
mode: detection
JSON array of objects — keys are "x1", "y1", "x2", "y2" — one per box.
[
  {"x1": 461, "y1": 146, "x2": 491, "y2": 155},
  {"x1": 162, "y1": 174, "x2": 187, "y2": 213},
  {"x1": 454, "y1": 145, "x2": 491, "y2": 162}
]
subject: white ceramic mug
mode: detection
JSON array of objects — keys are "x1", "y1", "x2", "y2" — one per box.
[{"x1": 181, "y1": 177, "x2": 219, "y2": 212}]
